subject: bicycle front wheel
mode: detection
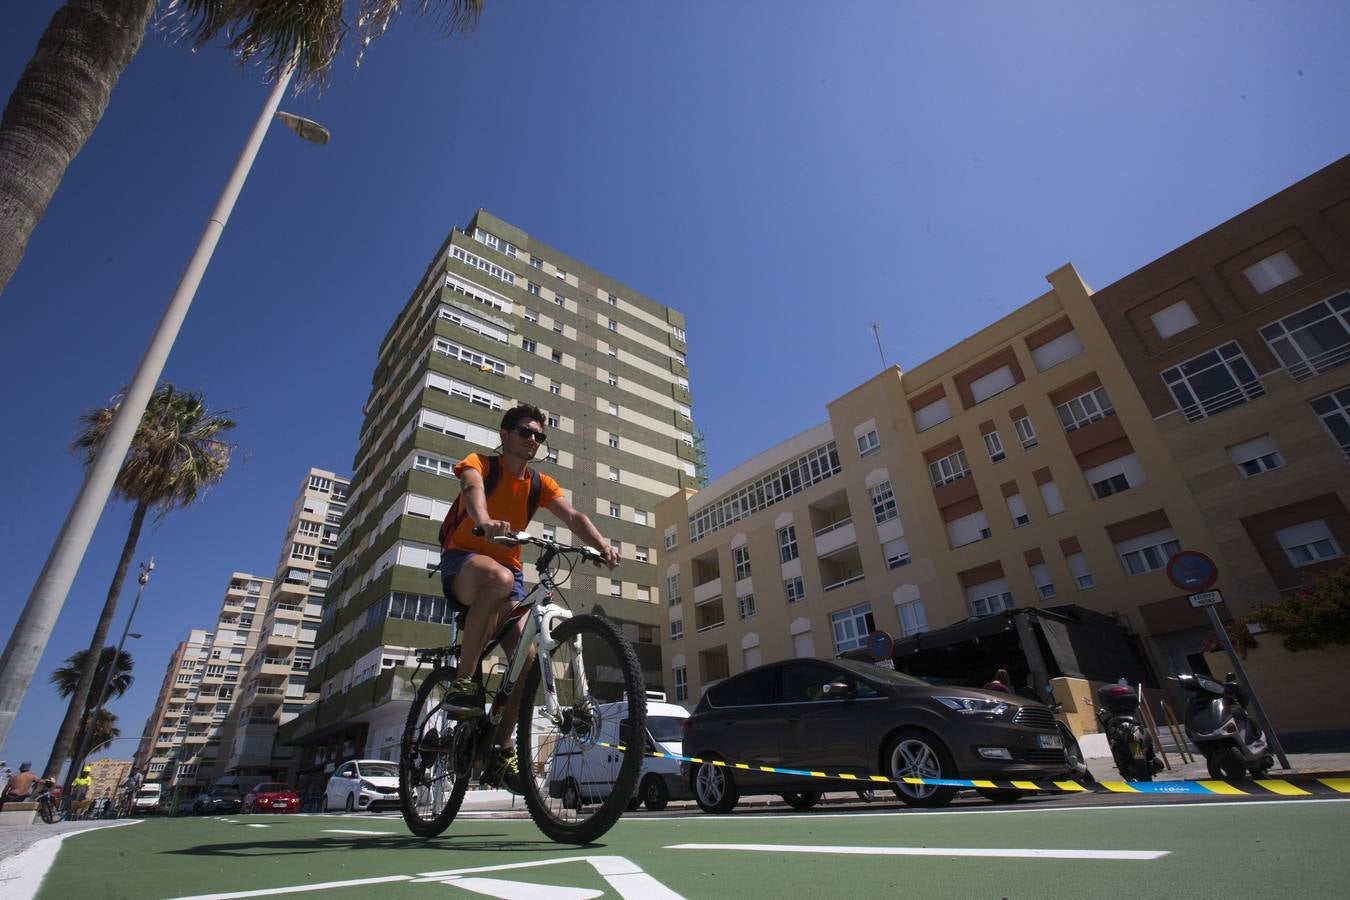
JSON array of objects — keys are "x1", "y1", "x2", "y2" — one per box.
[
  {"x1": 38, "y1": 796, "x2": 66, "y2": 824},
  {"x1": 517, "y1": 613, "x2": 646, "y2": 844},
  {"x1": 399, "y1": 665, "x2": 472, "y2": 837}
]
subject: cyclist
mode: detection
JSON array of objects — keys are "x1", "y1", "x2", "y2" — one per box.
[{"x1": 438, "y1": 403, "x2": 620, "y2": 791}]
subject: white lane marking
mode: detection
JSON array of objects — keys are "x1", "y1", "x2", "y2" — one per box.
[
  {"x1": 321, "y1": 829, "x2": 395, "y2": 835},
  {"x1": 168, "y1": 875, "x2": 414, "y2": 899},
  {"x1": 667, "y1": 843, "x2": 1168, "y2": 861},
  {"x1": 446, "y1": 879, "x2": 601, "y2": 899},
  {"x1": 415, "y1": 857, "x2": 684, "y2": 899},
  {"x1": 0, "y1": 820, "x2": 142, "y2": 900},
  {"x1": 245, "y1": 824, "x2": 270, "y2": 828}
]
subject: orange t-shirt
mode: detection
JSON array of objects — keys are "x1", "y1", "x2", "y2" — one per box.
[{"x1": 448, "y1": 453, "x2": 563, "y2": 570}]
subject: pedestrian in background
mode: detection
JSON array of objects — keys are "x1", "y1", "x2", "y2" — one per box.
[{"x1": 983, "y1": 668, "x2": 1013, "y2": 694}]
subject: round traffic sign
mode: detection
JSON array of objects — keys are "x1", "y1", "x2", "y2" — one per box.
[
  {"x1": 1165, "y1": 550, "x2": 1219, "y2": 592},
  {"x1": 865, "y1": 630, "x2": 894, "y2": 662}
]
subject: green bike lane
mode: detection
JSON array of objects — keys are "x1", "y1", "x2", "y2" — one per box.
[{"x1": 35, "y1": 800, "x2": 1350, "y2": 899}]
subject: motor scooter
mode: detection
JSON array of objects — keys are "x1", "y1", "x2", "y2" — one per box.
[
  {"x1": 1172, "y1": 672, "x2": 1273, "y2": 780},
  {"x1": 1095, "y1": 682, "x2": 1164, "y2": 781}
]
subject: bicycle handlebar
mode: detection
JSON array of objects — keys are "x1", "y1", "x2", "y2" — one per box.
[{"x1": 471, "y1": 527, "x2": 606, "y2": 564}]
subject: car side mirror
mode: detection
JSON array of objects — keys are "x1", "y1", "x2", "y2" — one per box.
[{"x1": 821, "y1": 681, "x2": 851, "y2": 699}]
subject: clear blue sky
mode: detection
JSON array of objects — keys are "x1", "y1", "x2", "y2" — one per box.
[{"x1": 2, "y1": 1, "x2": 1347, "y2": 773}]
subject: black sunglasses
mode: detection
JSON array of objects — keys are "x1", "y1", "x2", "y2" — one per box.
[{"x1": 514, "y1": 426, "x2": 547, "y2": 443}]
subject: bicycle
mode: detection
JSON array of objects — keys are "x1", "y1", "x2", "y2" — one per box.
[
  {"x1": 32, "y1": 780, "x2": 67, "y2": 824},
  {"x1": 399, "y1": 531, "x2": 646, "y2": 845}
]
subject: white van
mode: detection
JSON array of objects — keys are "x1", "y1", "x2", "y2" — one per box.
[
  {"x1": 542, "y1": 692, "x2": 691, "y2": 812},
  {"x1": 132, "y1": 782, "x2": 162, "y2": 813}
]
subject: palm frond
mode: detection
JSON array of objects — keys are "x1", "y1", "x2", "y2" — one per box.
[{"x1": 163, "y1": 1, "x2": 483, "y2": 89}]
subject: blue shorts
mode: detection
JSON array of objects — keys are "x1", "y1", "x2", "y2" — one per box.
[{"x1": 439, "y1": 549, "x2": 526, "y2": 624}]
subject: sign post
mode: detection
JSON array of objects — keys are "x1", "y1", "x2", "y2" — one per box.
[{"x1": 1167, "y1": 553, "x2": 1289, "y2": 769}]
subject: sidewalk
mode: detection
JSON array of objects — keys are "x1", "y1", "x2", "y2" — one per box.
[{"x1": 1081, "y1": 749, "x2": 1350, "y2": 783}]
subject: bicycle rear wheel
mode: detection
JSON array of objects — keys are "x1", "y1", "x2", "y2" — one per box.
[
  {"x1": 517, "y1": 613, "x2": 645, "y2": 844},
  {"x1": 38, "y1": 796, "x2": 66, "y2": 824},
  {"x1": 399, "y1": 665, "x2": 472, "y2": 837}
]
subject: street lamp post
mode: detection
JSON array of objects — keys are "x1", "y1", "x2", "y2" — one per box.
[
  {"x1": 0, "y1": 65, "x2": 329, "y2": 750},
  {"x1": 66, "y1": 559, "x2": 153, "y2": 792}
]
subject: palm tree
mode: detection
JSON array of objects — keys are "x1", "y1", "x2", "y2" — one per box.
[
  {"x1": 50, "y1": 648, "x2": 132, "y2": 766},
  {"x1": 44, "y1": 384, "x2": 236, "y2": 780},
  {"x1": 0, "y1": 0, "x2": 483, "y2": 295}
]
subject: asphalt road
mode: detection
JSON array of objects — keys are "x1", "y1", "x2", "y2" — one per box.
[{"x1": 15, "y1": 792, "x2": 1350, "y2": 899}]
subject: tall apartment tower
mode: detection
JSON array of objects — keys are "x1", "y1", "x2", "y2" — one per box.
[
  {"x1": 133, "y1": 572, "x2": 271, "y2": 794},
  {"x1": 283, "y1": 212, "x2": 697, "y2": 774},
  {"x1": 214, "y1": 469, "x2": 349, "y2": 783}
]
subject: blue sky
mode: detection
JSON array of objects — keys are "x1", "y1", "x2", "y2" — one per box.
[{"x1": 2, "y1": 1, "x2": 1347, "y2": 773}]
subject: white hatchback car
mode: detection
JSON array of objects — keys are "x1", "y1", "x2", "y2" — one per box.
[{"x1": 324, "y1": 759, "x2": 400, "y2": 812}]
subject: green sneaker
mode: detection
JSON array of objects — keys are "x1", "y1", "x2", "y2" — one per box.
[
  {"x1": 482, "y1": 745, "x2": 523, "y2": 795},
  {"x1": 439, "y1": 676, "x2": 484, "y2": 719}
]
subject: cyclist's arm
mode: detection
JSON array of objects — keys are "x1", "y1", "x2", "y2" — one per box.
[
  {"x1": 546, "y1": 496, "x2": 620, "y2": 569},
  {"x1": 458, "y1": 467, "x2": 512, "y2": 537}
]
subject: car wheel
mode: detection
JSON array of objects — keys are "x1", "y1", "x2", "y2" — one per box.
[
  {"x1": 344, "y1": 793, "x2": 355, "y2": 813},
  {"x1": 626, "y1": 796, "x2": 641, "y2": 812},
  {"x1": 642, "y1": 775, "x2": 669, "y2": 812},
  {"x1": 692, "y1": 756, "x2": 738, "y2": 814},
  {"x1": 885, "y1": 729, "x2": 958, "y2": 808},
  {"x1": 780, "y1": 791, "x2": 821, "y2": 811},
  {"x1": 561, "y1": 778, "x2": 582, "y2": 811}
]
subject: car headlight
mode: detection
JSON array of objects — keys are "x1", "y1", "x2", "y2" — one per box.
[
  {"x1": 934, "y1": 696, "x2": 1010, "y2": 715},
  {"x1": 360, "y1": 780, "x2": 376, "y2": 791}
]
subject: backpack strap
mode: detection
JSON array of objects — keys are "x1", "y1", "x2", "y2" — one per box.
[
  {"x1": 526, "y1": 467, "x2": 542, "y2": 521},
  {"x1": 438, "y1": 455, "x2": 502, "y2": 550}
]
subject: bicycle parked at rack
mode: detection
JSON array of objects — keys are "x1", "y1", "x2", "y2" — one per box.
[
  {"x1": 399, "y1": 531, "x2": 646, "y2": 845},
  {"x1": 32, "y1": 780, "x2": 67, "y2": 824}
]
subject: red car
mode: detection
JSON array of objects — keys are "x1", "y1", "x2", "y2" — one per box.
[{"x1": 243, "y1": 782, "x2": 300, "y2": 814}]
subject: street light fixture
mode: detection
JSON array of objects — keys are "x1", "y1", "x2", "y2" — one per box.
[{"x1": 0, "y1": 63, "x2": 331, "y2": 749}]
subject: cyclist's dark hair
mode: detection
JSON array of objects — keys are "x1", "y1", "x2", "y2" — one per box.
[{"x1": 501, "y1": 404, "x2": 546, "y2": 432}]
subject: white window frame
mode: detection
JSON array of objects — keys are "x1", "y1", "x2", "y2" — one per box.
[
  {"x1": 1116, "y1": 530, "x2": 1181, "y2": 576},
  {"x1": 733, "y1": 546, "x2": 752, "y2": 581},
  {"x1": 1055, "y1": 385, "x2": 1114, "y2": 432},
  {"x1": 1259, "y1": 291, "x2": 1350, "y2": 382},
  {"x1": 1150, "y1": 300, "x2": 1199, "y2": 340},
  {"x1": 667, "y1": 573, "x2": 681, "y2": 605},
  {"x1": 737, "y1": 594, "x2": 756, "y2": 619},
  {"x1": 1310, "y1": 387, "x2": 1350, "y2": 458},
  {"x1": 670, "y1": 618, "x2": 684, "y2": 641},
  {"x1": 1275, "y1": 520, "x2": 1343, "y2": 568},
  {"x1": 1030, "y1": 563, "x2": 1056, "y2": 600},
  {"x1": 673, "y1": 665, "x2": 688, "y2": 702},
  {"x1": 1066, "y1": 551, "x2": 1094, "y2": 589},
  {"x1": 897, "y1": 599, "x2": 927, "y2": 637},
  {"x1": 1031, "y1": 329, "x2": 1084, "y2": 371},
  {"x1": 1161, "y1": 342, "x2": 1266, "y2": 422},
  {"x1": 984, "y1": 430, "x2": 1006, "y2": 462},
  {"x1": 928, "y1": 449, "x2": 971, "y2": 487},
  {"x1": 1014, "y1": 415, "x2": 1038, "y2": 449},
  {"x1": 1227, "y1": 435, "x2": 1285, "y2": 478},
  {"x1": 969, "y1": 365, "x2": 1016, "y2": 403},
  {"x1": 784, "y1": 576, "x2": 805, "y2": 604},
  {"x1": 1243, "y1": 250, "x2": 1301, "y2": 294},
  {"x1": 857, "y1": 429, "x2": 881, "y2": 458},
  {"x1": 1006, "y1": 492, "x2": 1030, "y2": 528},
  {"x1": 778, "y1": 525, "x2": 799, "y2": 563},
  {"x1": 830, "y1": 603, "x2": 875, "y2": 654},
  {"x1": 869, "y1": 481, "x2": 899, "y2": 523}
]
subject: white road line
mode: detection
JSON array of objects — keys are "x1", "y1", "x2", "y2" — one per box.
[
  {"x1": 0, "y1": 820, "x2": 142, "y2": 900},
  {"x1": 245, "y1": 824, "x2": 270, "y2": 828},
  {"x1": 168, "y1": 875, "x2": 414, "y2": 899},
  {"x1": 322, "y1": 829, "x2": 395, "y2": 835},
  {"x1": 666, "y1": 843, "x2": 1169, "y2": 861}
]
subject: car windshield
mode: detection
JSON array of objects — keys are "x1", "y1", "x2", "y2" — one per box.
[
  {"x1": 648, "y1": 716, "x2": 685, "y2": 742},
  {"x1": 830, "y1": 658, "x2": 931, "y2": 687},
  {"x1": 357, "y1": 762, "x2": 398, "y2": 778},
  {"x1": 255, "y1": 783, "x2": 291, "y2": 793}
]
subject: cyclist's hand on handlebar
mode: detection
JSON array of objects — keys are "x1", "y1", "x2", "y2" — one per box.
[
  {"x1": 473, "y1": 519, "x2": 514, "y2": 539},
  {"x1": 596, "y1": 544, "x2": 620, "y2": 570}
]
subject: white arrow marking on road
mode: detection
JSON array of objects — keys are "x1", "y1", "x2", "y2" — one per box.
[
  {"x1": 415, "y1": 856, "x2": 685, "y2": 899},
  {"x1": 667, "y1": 843, "x2": 1168, "y2": 861},
  {"x1": 444, "y1": 878, "x2": 602, "y2": 899}
]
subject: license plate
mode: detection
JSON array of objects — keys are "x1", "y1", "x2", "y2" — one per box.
[{"x1": 1037, "y1": 734, "x2": 1064, "y2": 749}]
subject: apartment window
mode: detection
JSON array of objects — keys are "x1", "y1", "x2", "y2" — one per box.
[
  {"x1": 670, "y1": 618, "x2": 684, "y2": 641},
  {"x1": 665, "y1": 529, "x2": 678, "y2": 550},
  {"x1": 867, "y1": 481, "x2": 898, "y2": 524},
  {"x1": 673, "y1": 326, "x2": 687, "y2": 341},
  {"x1": 290, "y1": 543, "x2": 316, "y2": 561},
  {"x1": 609, "y1": 581, "x2": 622, "y2": 597},
  {"x1": 1310, "y1": 387, "x2": 1350, "y2": 457},
  {"x1": 1224, "y1": 434, "x2": 1285, "y2": 477},
  {"x1": 545, "y1": 447, "x2": 558, "y2": 462},
  {"x1": 967, "y1": 581, "x2": 1014, "y2": 618},
  {"x1": 1014, "y1": 415, "x2": 1038, "y2": 449},
  {"x1": 608, "y1": 401, "x2": 619, "y2": 415},
  {"x1": 549, "y1": 381, "x2": 561, "y2": 396},
  {"x1": 1117, "y1": 529, "x2": 1182, "y2": 576},
  {"x1": 607, "y1": 319, "x2": 618, "y2": 332},
  {"x1": 733, "y1": 546, "x2": 752, "y2": 581},
  {"x1": 1031, "y1": 329, "x2": 1084, "y2": 371},
  {"x1": 667, "y1": 573, "x2": 681, "y2": 605},
  {"x1": 553, "y1": 295, "x2": 564, "y2": 307},
  {"x1": 946, "y1": 509, "x2": 992, "y2": 548},
  {"x1": 298, "y1": 520, "x2": 321, "y2": 537},
  {"x1": 1030, "y1": 563, "x2": 1056, "y2": 600},
  {"x1": 1038, "y1": 479, "x2": 1066, "y2": 515},
  {"x1": 784, "y1": 576, "x2": 805, "y2": 604},
  {"x1": 984, "y1": 430, "x2": 1006, "y2": 462},
  {"x1": 1093, "y1": 472, "x2": 1130, "y2": 499},
  {"x1": 857, "y1": 429, "x2": 880, "y2": 458},
  {"x1": 831, "y1": 603, "x2": 875, "y2": 654},
  {"x1": 897, "y1": 599, "x2": 927, "y2": 637},
  {"x1": 738, "y1": 594, "x2": 756, "y2": 619},
  {"x1": 1151, "y1": 300, "x2": 1199, "y2": 340},
  {"x1": 636, "y1": 546, "x2": 649, "y2": 563},
  {"x1": 1162, "y1": 342, "x2": 1266, "y2": 422},
  {"x1": 635, "y1": 510, "x2": 649, "y2": 526},
  {"x1": 552, "y1": 321, "x2": 564, "y2": 334},
  {"x1": 527, "y1": 281, "x2": 540, "y2": 296},
  {"x1": 607, "y1": 373, "x2": 618, "y2": 387},
  {"x1": 608, "y1": 435, "x2": 619, "y2": 449},
  {"x1": 883, "y1": 536, "x2": 911, "y2": 568},
  {"x1": 778, "y1": 525, "x2": 799, "y2": 563},
  {"x1": 607, "y1": 343, "x2": 617, "y2": 358},
  {"x1": 530, "y1": 255, "x2": 543, "y2": 268},
  {"x1": 1056, "y1": 385, "x2": 1114, "y2": 432},
  {"x1": 1244, "y1": 250, "x2": 1301, "y2": 294},
  {"x1": 518, "y1": 370, "x2": 534, "y2": 385},
  {"x1": 608, "y1": 466, "x2": 620, "y2": 482},
  {"x1": 547, "y1": 413, "x2": 560, "y2": 428},
  {"x1": 1276, "y1": 521, "x2": 1343, "y2": 567},
  {"x1": 1260, "y1": 291, "x2": 1350, "y2": 382},
  {"x1": 551, "y1": 350, "x2": 563, "y2": 364},
  {"x1": 522, "y1": 338, "x2": 537, "y2": 353},
  {"x1": 541, "y1": 524, "x2": 556, "y2": 542},
  {"x1": 1066, "y1": 552, "x2": 1094, "y2": 589},
  {"x1": 913, "y1": 396, "x2": 952, "y2": 432},
  {"x1": 309, "y1": 475, "x2": 332, "y2": 492},
  {"x1": 609, "y1": 502, "x2": 621, "y2": 517},
  {"x1": 555, "y1": 268, "x2": 568, "y2": 280},
  {"x1": 673, "y1": 665, "x2": 688, "y2": 702},
  {"x1": 608, "y1": 295, "x2": 619, "y2": 306},
  {"x1": 928, "y1": 449, "x2": 971, "y2": 487},
  {"x1": 1084, "y1": 454, "x2": 1143, "y2": 500},
  {"x1": 1006, "y1": 493, "x2": 1030, "y2": 527},
  {"x1": 969, "y1": 365, "x2": 1016, "y2": 403}
]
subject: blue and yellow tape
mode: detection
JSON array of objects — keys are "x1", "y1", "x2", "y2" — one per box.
[{"x1": 594, "y1": 741, "x2": 1350, "y2": 797}]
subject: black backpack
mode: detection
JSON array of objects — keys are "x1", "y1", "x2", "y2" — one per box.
[{"x1": 438, "y1": 455, "x2": 542, "y2": 550}]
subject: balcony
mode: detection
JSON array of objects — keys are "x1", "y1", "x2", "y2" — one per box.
[
  {"x1": 813, "y1": 517, "x2": 856, "y2": 558},
  {"x1": 695, "y1": 601, "x2": 726, "y2": 633},
  {"x1": 693, "y1": 577, "x2": 723, "y2": 606},
  {"x1": 820, "y1": 548, "x2": 865, "y2": 592}
]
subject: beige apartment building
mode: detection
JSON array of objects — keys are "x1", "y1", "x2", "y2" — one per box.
[
  {"x1": 214, "y1": 470, "x2": 348, "y2": 783},
  {"x1": 134, "y1": 574, "x2": 271, "y2": 793}
]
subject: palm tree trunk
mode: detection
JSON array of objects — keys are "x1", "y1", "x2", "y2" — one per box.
[
  {"x1": 44, "y1": 499, "x2": 147, "y2": 780},
  {"x1": 0, "y1": 0, "x2": 157, "y2": 295}
]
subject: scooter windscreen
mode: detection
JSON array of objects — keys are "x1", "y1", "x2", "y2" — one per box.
[{"x1": 1187, "y1": 697, "x2": 1232, "y2": 736}]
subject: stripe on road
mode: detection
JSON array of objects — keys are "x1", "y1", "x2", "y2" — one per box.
[
  {"x1": 322, "y1": 829, "x2": 397, "y2": 835},
  {"x1": 169, "y1": 875, "x2": 414, "y2": 899},
  {"x1": 666, "y1": 843, "x2": 1169, "y2": 861}
]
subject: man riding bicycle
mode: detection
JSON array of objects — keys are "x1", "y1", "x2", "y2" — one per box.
[{"x1": 437, "y1": 403, "x2": 620, "y2": 792}]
